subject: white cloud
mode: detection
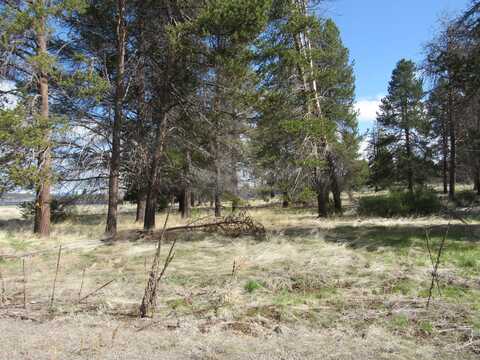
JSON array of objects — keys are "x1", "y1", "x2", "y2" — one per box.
[
  {"x1": 354, "y1": 95, "x2": 383, "y2": 126},
  {"x1": 358, "y1": 137, "x2": 370, "y2": 160},
  {"x1": 0, "y1": 80, "x2": 18, "y2": 110}
]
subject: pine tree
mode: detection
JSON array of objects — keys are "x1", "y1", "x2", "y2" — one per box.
[
  {"x1": 253, "y1": 3, "x2": 358, "y2": 216},
  {"x1": 0, "y1": 0, "x2": 86, "y2": 236},
  {"x1": 376, "y1": 59, "x2": 427, "y2": 192}
]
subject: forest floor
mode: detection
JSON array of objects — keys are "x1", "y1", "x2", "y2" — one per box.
[{"x1": 0, "y1": 201, "x2": 480, "y2": 359}]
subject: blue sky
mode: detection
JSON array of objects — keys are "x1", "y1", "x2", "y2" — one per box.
[{"x1": 323, "y1": 0, "x2": 470, "y2": 133}]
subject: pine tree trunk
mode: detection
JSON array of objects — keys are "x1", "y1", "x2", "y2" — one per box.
[
  {"x1": 327, "y1": 154, "x2": 342, "y2": 214},
  {"x1": 144, "y1": 115, "x2": 166, "y2": 231},
  {"x1": 214, "y1": 135, "x2": 221, "y2": 217},
  {"x1": 282, "y1": 191, "x2": 289, "y2": 208},
  {"x1": 474, "y1": 167, "x2": 480, "y2": 195},
  {"x1": 190, "y1": 192, "x2": 195, "y2": 208},
  {"x1": 214, "y1": 192, "x2": 221, "y2": 217},
  {"x1": 317, "y1": 189, "x2": 328, "y2": 218},
  {"x1": 34, "y1": 14, "x2": 51, "y2": 237},
  {"x1": 106, "y1": 0, "x2": 126, "y2": 236},
  {"x1": 178, "y1": 193, "x2": 184, "y2": 215},
  {"x1": 448, "y1": 90, "x2": 456, "y2": 200},
  {"x1": 181, "y1": 188, "x2": 191, "y2": 218},
  {"x1": 214, "y1": 164, "x2": 221, "y2": 216},
  {"x1": 135, "y1": 11, "x2": 147, "y2": 225},
  {"x1": 135, "y1": 194, "x2": 146, "y2": 223},
  {"x1": 405, "y1": 127, "x2": 413, "y2": 192},
  {"x1": 143, "y1": 192, "x2": 157, "y2": 231},
  {"x1": 442, "y1": 115, "x2": 449, "y2": 194},
  {"x1": 331, "y1": 178, "x2": 342, "y2": 214},
  {"x1": 181, "y1": 151, "x2": 192, "y2": 219}
]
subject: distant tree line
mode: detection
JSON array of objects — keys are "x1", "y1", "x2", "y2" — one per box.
[
  {"x1": 368, "y1": 1, "x2": 480, "y2": 199},
  {"x1": 0, "y1": 0, "x2": 363, "y2": 237}
]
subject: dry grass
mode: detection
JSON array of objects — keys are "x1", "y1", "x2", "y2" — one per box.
[{"x1": 0, "y1": 203, "x2": 479, "y2": 359}]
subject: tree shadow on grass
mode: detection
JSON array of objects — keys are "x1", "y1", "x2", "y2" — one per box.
[
  {"x1": 281, "y1": 223, "x2": 480, "y2": 252},
  {"x1": 326, "y1": 224, "x2": 480, "y2": 252},
  {"x1": 0, "y1": 218, "x2": 32, "y2": 232}
]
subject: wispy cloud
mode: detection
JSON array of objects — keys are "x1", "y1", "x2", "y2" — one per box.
[{"x1": 355, "y1": 95, "x2": 383, "y2": 127}]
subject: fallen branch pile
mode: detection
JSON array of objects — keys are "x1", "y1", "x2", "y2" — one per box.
[{"x1": 165, "y1": 211, "x2": 266, "y2": 239}]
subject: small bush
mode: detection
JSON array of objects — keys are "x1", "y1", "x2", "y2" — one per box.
[
  {"x1": 18, "y1": 198, "x2": 72, "y2": 223},
  {"x1": 358, "y1": 188, "x2": 441, "y2": 217},
  {"x1": 455, "y1": 190, "x2": 479, "y2": 207}
]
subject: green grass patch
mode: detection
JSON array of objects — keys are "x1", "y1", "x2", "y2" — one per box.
[
  {"x1": 245, "y1": 279, "x2": 263, "y2": 293},
  {"x1": 358, "y1": 188, "x2": 442, "y2": 217},
  {"x1": 389, "y1": 314, "x2": 410, "y2": 331},
  {"x1": 418, "y1": 320, "x2": 434, "y2": 335}
]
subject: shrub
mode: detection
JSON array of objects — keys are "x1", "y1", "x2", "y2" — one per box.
[
  {"x1": 358, "y1": 188, "x2": 441, "y2": 217},
  {"x1": 19, "y1": 198, "x2": 72, "y2": 223},
  {"x1": 455, "y1": 190, "x2": 479, "y2": 207},
  {"x1": 404, "y1": 188, "x2": 442, "y2": 215}
]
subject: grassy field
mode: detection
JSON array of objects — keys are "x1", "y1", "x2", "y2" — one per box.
[{"x1": 0, "y1": 202, "x2": 479, "y2": 359}]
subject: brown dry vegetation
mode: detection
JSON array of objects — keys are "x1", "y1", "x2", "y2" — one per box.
[{"x1": 1, "y1": 203, "x2": 480, "y2": 359}]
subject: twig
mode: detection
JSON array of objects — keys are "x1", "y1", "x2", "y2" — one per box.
[
  {"x1": 139, "y1": 201, "x2": 173, "y2": 318},
  {"x1": 427, "y1": 222, "x2": 451, "y2": 309},
  {"x1": 78, "y1": 279, "x2": 116, "y2": 303},
  {"x1": 22, "y1": 259, "x2": 26, "y2": 309},
  {"x1": 0, "y1": 266, "x2": 6, "y2": 304},
  {"x1": 50, "y1": 245, "x2": 63, "y2": 308},
  {"x1": 78, "y1": 267, "x2": 86, "y2": 301},
  {"x1": 425, "y1": 229, "x2": 442, "y2": 296},
  {"x1": 144, "y1": 256, "x2": 148, "y2": 288},
  {"x1": 231, "y1": 259, "x2": 237, "y2": 279},
  {"x1": 156, "y1": 238, "x2": 177, "y2": 285}
]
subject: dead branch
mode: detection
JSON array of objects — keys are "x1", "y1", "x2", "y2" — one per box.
[
  {"x1": 49, "y1": 245, "x2": 62, "y2": 308},
  {"x1": 78, "y1": 267, "x2": 86, "y2": 301},
  {"x1": 139, "y1": 203, "x2": 173, "y2": 318},
  {"x1": 0, "y1": 266, "x2": 6, "y2": 305},
  {"x1": 22, "y1": 259, "x2": 26, "y2": 309},
  {"x1": 425, "y1": 229, "x2": 442, "y2": 296},
  {"x1": 163, "y1": 211, "x2": 266, "y2": 239},
  {"x1": 77, "y1": 279, "x2": 116, "y2": 303},
  {"x1": 426, "y1": 222, "x2": 451, "y2": 309}
]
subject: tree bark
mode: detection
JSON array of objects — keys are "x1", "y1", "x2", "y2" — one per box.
[
  {"x1": 331, "y1": 177, "x2": 342, "y2": 214},
  {"x1": 474, "y1": 167, "x2": 480, "y2": 195},
  {"x1": 34, "y1": 13, "x2": 51, "y2": 237},
  {"x1": 442, "y1": 113, "x2": 449, "y2": 194},
  {"x1": 327, "y1": 154, "x2": 342, "y2": 214},
  {"x1": 214, "y1": 192, "x2": 221, "y2": 217},
  {"x1": 144, "y1": 114, "x2": 167, "y2": 231},
  {"x1": 317, "y1": 188, "x2": 328, "y2": 218},
  {"x1": 134, "y1": 11, "x2": 147, "y2": 225},
  {"x1": 448, "y1": 89, "x2": 456, "y2": 200},
  {"x1": 214, "y1": 158, "x2": 221, "y2": 216},
  {"x1": 282, "y1": 191, "x2": 289, "y2": 208},
  {"x1": 190, "y1": 192, "x2": 195, "y2": 208},
  {"x1": 106, "y1": 0, "x2": 126, "y2": 236},
  {"x1": 135, "y1": 193, "x2": 146, "y2": 223},
  {"x1": 181, "y1": 188, "x2": 191, "y2": 218},
  {"x1": 178, "y1": 193, "x2": 184, "y2": 215},
  {"x1": 405, "y1": 127, "x2": 413, "y2": 192},
  {"x1": 213, "y1": 132, "x2": 221, "y2": 217},
  {"x1": 181, "y1": 151, "x2": 192, "y2": 218}
]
